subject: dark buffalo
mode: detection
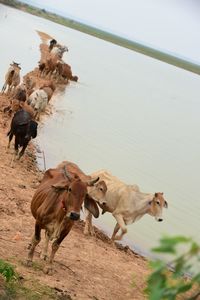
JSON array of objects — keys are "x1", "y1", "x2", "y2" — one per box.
[{"x1": 7, "y1": 109, "x2": 38, "y2": 159}]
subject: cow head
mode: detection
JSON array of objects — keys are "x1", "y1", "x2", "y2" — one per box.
[
  {"x1": 52, "y1": 175, "x2": 100, "y2": 221},
  {"x1": 30, "y1": 121, "x2": 38, "y2": 139},
  {"x1": 53, "y1": 176, "x2": 88, "y2": 221},
  {"x1": 87, "y1": 180, "x2": 107, "y2": 206},
  {"x1": 148, "y1": 192, "x2": 168, "y2": 222},
  {"x1": 50, "y1": 39, "x2": 57, "y2": 46},
  {"x1": 10, "y1": 62, "x2": 21, "y2": 70},
  {"x1": 60, "y1": 46, "x2": 68, "y2": 53},
  {"x1": 71, "y1": 75, "x2": 78, "y2": 82}
]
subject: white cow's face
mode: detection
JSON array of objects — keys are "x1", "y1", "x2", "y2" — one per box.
[
  {"x1": 88, "y1": 181, "x2": 107, "y2": 205},
  {"x1": 148, "y1": 192, "x2": 168, "y2": 221}
]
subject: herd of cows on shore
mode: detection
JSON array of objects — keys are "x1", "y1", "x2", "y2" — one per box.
[{"x1": 1, "y1": 38, "x2": 168, "y2": 274}]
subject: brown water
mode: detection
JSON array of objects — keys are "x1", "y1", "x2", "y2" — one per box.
[{"x1": 1, "y1": 5, "x2": 200, "y2": 256}]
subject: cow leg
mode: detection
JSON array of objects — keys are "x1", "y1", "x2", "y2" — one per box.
[
  {"x1": 18, "y1": 140, "x2": 29, "y2": 160},
  {"x1": 14, "y1": 136, "x2": 19, "y2": 155},
  {"x1": 10, "y1": 136, "x2": 19, "y2": 167},
  {"x1": 36, "y1": 112, "x2": 41, "y2": 121},
  {"x1": 7, "y1": 85, "x2": 12, "y2": 94},
  {"x1": 40, "y1": 230, "x2": 50, "y2": 260},
  {"x1": 34, "y1": 110, "x2": 40, "y2": 121},
  {"x1": 84, "y1": 210, "x2": 95, "y2": 236},
  {"x1": 44, "y1": 224, "x2": 73, "y2": 275},
  {"x1": 26, "y1": 222, "x2": 41, "y2": 266},
  {"x1": 112, "y1": 214, "x2": 127, "y2": 241},
  {"x1": 1, "y1": 83, "x2": 7, "y2": 93},
  {"x1": 111, "y1": 223, "x2": 120, "y2": 240},
  {"x1": 7, "y1": 132, "x2": 13, "y2": 150},
  {"x1": 44, "y1": 238, "x2": 65, "y2": 275}
]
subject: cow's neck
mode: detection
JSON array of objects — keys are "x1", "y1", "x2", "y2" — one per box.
[{"x1": 132, "y1": 192, "x2": 154, "y2": 219}]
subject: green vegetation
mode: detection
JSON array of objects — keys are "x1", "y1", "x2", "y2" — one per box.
[
  {"x1": 0, "y1": 258, "x2": 68, "y2": 299},
  {"x1": 3, "y1": 279, "x2": 62, "y2": 300},
  {"x1": 0, "y1": 259, "x2": 17, "y2": 282},
  {"x1": 145, "y1": 236, "x2": 200, "y2": 300}
]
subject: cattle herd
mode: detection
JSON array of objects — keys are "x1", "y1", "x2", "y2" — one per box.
[{"x1": 1, "y1": 39, "x2": 168, "y2": 274}]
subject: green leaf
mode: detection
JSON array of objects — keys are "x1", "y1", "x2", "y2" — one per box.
[
  {"x1": 0, "y1": 259, "x2": 16, "y2": 282},
  {"x1": 192, "y1": 273, "x2": 200, "y2": 284},
  {"x1": 152, "y1": 236, "x2": 191, "y2": 254},
  {"x1": 189, "y1": 242, "x2": 200, "y2": 255},
  {"x1": 145, "y1": 235, "x2": 200, "y2": 300},
  {"x1": 152, "y1": 245, "x2": 176, "y2": 254},
  {"x1": 176, "y1": 283, "x2": 192, "y2": 294}
]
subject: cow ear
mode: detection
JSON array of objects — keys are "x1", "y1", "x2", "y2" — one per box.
[
  {"x1": 41, "y1": 168, "x2": 56, "y2": 183},
  {"x1": 52, "y1": 180, "x2": 68, "y2": 190},
  {"x1": 84, "y1": 194, "x2": 99, "y2": 218}
]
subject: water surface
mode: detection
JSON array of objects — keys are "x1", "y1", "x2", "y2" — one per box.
[{"x1": 1, "y1": 5, "x2": 200, "y2": 257}]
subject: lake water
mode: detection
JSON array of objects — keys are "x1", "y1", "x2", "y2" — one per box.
[
  {"x1": 20, "y1": 0, "x2": 200, "y2": 63},
  {"x1": 0, "y1": 5, "x2": 200, "y2": 257}
]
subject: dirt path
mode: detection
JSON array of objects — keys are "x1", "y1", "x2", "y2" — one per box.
[{"x1": 0, "y1": 31, "x2": 149, "y2": 300}]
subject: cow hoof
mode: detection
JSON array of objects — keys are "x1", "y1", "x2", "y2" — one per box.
[
  {"x1": 43, "y1": 266, "x2": 53, "y2": 275},
  {"x1": 27, "y1": 243, "x2": 32, "y2": 250},
  {"x1": 40, "y1": 253, "x2": 48, "y2": 261},
  {"x1": 90, "y1": 230, "x2": 96, "y2": 237},
  {"x1": 25, "y1": 260, "x2": 33, "y2": 267},
  {"x1": 83, "y1": 230, "x2": 90, "y2": 236},
  {"x1": 113, "y1": 235, "x2": 122, "y2": 241},
  {"x1": 110, "y1": 239, "x2": 116, "y2": 247}
]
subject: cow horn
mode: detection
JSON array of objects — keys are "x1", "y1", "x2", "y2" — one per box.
[
  {"x1": 12, "y1": 61, "x2": 20, "y2": 66},
  {"x1": 87, "y1": 176, "x2": 99, "y2": 186},
  {"x1": 63, "y1": 165, "x2": 73, "y2": 181}
]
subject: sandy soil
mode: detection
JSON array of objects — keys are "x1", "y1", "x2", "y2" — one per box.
[{"x1": 0, "y1": 31, "x2": 149, "y2": 300}]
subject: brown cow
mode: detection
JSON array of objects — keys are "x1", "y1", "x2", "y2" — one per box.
[
  {"x1": 24, "y1": 76, "x2": 36, "y2": 96},
  {"x1": 10, "y1": 100, "x2": 35, "y2": 119},
  {"x1": 56, "y1": 62, "x2": 78, "y2": 82},
  {"x1": 27, "y1": 162, "x2": 106, "y2": 274},
  {"x1": 39, "y1": 57, "x2": 58, "y2": 78}
]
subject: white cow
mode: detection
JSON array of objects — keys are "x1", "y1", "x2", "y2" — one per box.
[
  {"x1": 50, "y1": 45, "x2": 68, "y2": 60},
  {"x1": 84, "y1": 170, "x2": 168, "y2": 241},
  {"x1": 27, "y1": 89, "x2": 48, "y2": 120},
  {"x1": 2, "y1": 62, "x2": 21, "y2": 94}
]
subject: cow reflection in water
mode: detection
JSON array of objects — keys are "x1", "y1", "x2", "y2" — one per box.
[{"x1": 27, "y1": 161, "x2": 107, "y2": 275}]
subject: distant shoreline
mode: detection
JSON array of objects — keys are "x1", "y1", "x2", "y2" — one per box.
[{"x1": 1, "y1": 0, "x2": 200, "y2": 75}]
